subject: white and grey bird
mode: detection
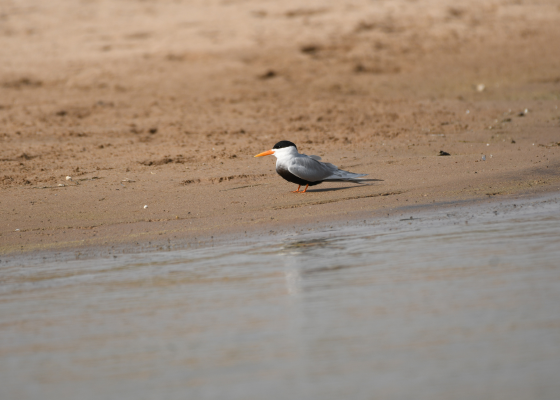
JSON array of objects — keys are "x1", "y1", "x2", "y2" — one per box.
[{"x1": 254, "y1": 140, "x2": 368, "y2": 193}]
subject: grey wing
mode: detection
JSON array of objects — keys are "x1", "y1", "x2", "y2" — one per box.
[{"x1": 287, "y1": 157, "x2": 336, "y2": 182}]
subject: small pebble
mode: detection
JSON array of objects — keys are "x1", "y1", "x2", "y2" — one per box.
[
  {"x1": 58, "y1": 183, "x2": 65, "y2": 187},
  {"x1": 466, "y1": 110, "x2": 470, "y2": 114},
  {"x1": 15, "y1": 229, "x2": 20, "y2": 232},
  {"x1": 66, "y1": 176, "x2": 72, "y2": 181},
  {"x1": 476, "y1": 84, "x2": 485, "y2": 92},
  {"x1": 144, "y1": 205, "x2": 148, "y2": 209},
  {"x1": 481, "y1": 155, "x2": 486, "y2": 161}
]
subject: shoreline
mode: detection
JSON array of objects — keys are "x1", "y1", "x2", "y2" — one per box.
[
  {"x1": 3, "y1": 184, "x2": 559, "y2": 265},
  {"x1": 2, "y1": 133, "x2": 559, "y2": 259}
]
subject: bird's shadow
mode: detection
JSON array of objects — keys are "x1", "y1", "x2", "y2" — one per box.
[{"x1": 306, "y1": 179, "x2": 383, "y2": 193}]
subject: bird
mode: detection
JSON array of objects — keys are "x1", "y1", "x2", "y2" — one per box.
[{"x1": 254, "y1": 140, "x2": 368, "y2": 193}]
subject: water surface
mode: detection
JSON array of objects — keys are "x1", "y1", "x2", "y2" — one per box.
[{"x1": 1, "y1": 195, "x2": 560, "y2": 400}]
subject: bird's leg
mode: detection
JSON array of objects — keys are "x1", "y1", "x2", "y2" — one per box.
[
  {"x1": 291, "y1": 185, "x2": 301, "y2": 193},
  {"x1": 300, "y1": 184, "x2": 309, "y2": 193}
]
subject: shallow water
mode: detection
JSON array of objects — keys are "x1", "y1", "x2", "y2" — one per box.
[{"x1": 1, "y1": 194, "x2": 560, "y2": 400}]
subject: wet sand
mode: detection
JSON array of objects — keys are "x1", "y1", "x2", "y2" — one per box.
[{"x1": 1, "y1": 0, "x2": 560, "y2": 256}]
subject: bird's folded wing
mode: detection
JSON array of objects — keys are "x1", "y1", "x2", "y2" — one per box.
[
  {"x1": 287, "y1": 157, "x2": 335, "y2": 182},
  {"x1": 301, "y1": 153, "x2": 322, "y2": 161}
]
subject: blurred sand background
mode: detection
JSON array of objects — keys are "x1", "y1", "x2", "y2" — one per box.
[{"x1": 1, "y1": 0, "x2": 560, "y2": 255}]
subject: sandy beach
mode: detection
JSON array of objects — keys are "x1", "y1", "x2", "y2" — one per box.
[{"x1": 1, "y1": 0, "x2": 560, "y2": 256}]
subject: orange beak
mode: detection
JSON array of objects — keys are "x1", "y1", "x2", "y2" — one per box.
[{"x1": 254, "y1": 149, "x2": 274, "y2": 157}]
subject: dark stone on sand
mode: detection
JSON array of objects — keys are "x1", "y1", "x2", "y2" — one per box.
[{"x1": 259, "y1": 70, "x2": 277, "y2": 80}]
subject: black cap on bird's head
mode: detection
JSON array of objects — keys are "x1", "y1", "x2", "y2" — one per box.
[
  {"x1": 273, "y1": 140, "x2": 297, "y2": 150},
  {"x1": 254, "y1": 140, "x2": 297, "y2": 157}
]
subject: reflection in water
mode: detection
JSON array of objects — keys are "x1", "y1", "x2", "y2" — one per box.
[
  {"x1": 1, "y1": 195, "x2": 560, "y2": 400},
  {"x1": 282, "y1": 238, "x2": 349, "y2": 295},
  {"x1": 284, "y1": 261, "x2": 301, "y2": 296},
  {"x1": 282, "y1": 239, "x2": 330, "y2": 295},
  {"x1": 282, "y1": 238, "x2": 336, "y2": 252}
]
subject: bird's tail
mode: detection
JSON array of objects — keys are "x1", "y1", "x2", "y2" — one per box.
[{"x1": 323, "y1": 166, "x2": 368, "y2": 183}]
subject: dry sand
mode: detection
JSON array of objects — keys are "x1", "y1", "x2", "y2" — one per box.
[{"x1": 1, "y1": 0, "x2": 560, "y2": 256}]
